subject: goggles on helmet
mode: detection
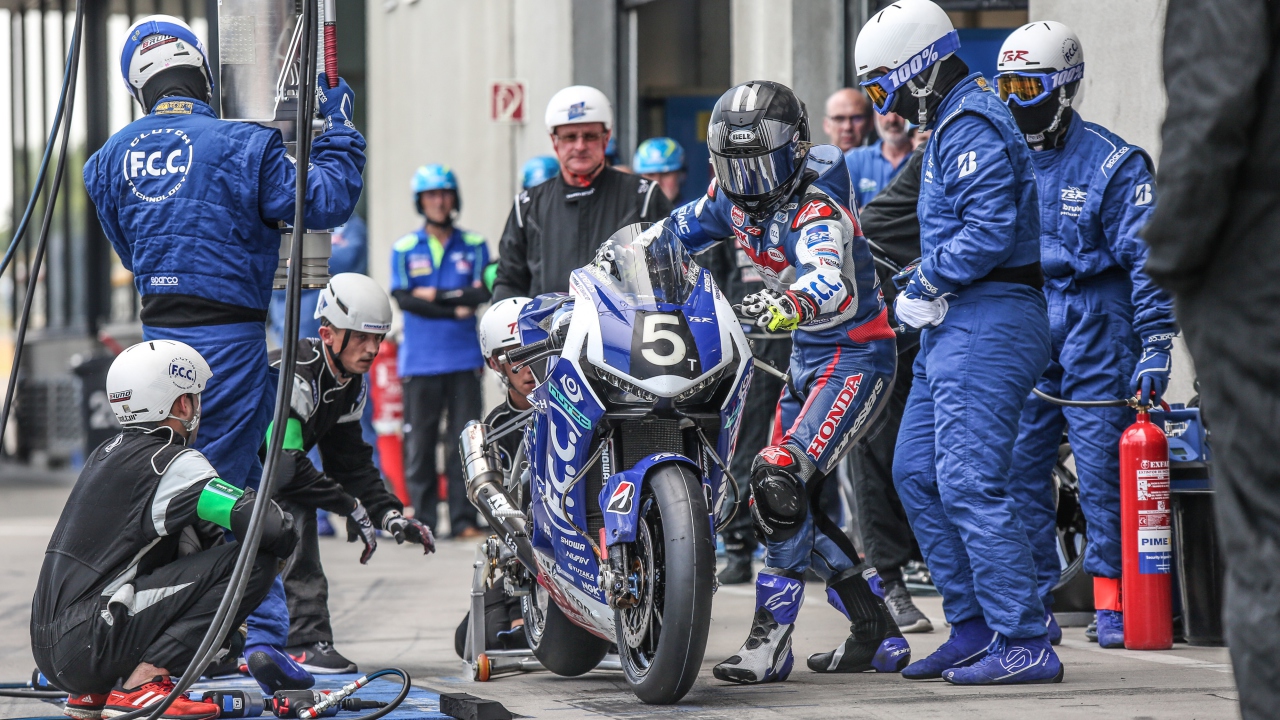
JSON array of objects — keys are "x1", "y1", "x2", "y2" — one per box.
[
  {"x1": 859, "y1": 30, "x2": 962, "y2": 114},
  {"x1": 996, "y1": 63, "x2": 1085, "y2": 107}
]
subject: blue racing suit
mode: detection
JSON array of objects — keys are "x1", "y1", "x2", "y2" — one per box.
[
  {"x1": 671, "y1": 145, "x2": 897, "y2": 580},
  {"x1": 84, "y1": 96, "x2": 366, "y2": 646},
  {"x1": 1007, "y1": 117, "x2": 1177, "y2": 601},
  {"x1": 891, "y1": 74, "x2": 1053, "y2": 639}
]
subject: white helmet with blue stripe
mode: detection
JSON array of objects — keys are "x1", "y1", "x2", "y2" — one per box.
[{"x1": 120, "y1": 15, "x2": 213, "y2": 106}]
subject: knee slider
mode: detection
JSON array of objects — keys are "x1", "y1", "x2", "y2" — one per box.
[{"x1": 749, "y1": 446, "x2": 808, "y2": 543}]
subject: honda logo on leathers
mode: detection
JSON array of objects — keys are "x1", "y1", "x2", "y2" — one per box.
[{"x1": 806, "y1": 373, "x2": 863, "y2": 459}]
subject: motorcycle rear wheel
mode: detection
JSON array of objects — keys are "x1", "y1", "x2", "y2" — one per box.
[
  {"x1": 521, "y1": 582, "x2": 611, "y2": 676},
  {"x1": 615, "y1": 462, "x2": 715, "y2": 704}
]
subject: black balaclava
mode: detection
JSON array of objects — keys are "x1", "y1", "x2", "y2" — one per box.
[
  {"x1": 1008, "y1": 83, "x2": 1080, "y2": 151},
  {"x1": 141, "y1": 66, "x2": 211, "y2": 113},
  {"x1": 888, "y1": 55, "x2": 970, "y2": 129}
]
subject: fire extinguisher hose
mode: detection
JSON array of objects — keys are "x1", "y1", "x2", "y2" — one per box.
[{"x1": 1032, "y1": 388, "x2": 1133, "y2": 408}]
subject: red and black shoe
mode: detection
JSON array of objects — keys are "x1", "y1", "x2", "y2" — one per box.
[
  {"x1": 101, "y1": 677, "x2": 218, "y2": 720},
  {"x1": 63, "y1": 692, "x2": 109, "y2": 720}
]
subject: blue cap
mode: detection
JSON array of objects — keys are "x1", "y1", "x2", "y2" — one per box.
[
  {"x1": 521, "y1": 156, "x2": 559, "y2": 189},
  {"x1": 632, "y1": 137, "x2": 685, "y2": 174}
]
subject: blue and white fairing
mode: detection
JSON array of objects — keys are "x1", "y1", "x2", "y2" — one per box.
[{"x1": 516, "y1": 223, "x2": 752, "y2": 639}]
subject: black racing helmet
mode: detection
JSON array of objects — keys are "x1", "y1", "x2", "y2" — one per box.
[{"x1": 707, "y1": 81, "x2": 811, "y2": 220}]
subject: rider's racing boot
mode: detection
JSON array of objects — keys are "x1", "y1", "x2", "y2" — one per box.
[
  {"x1": 902, "y1": 617, "x2": 998, "y2": 680},
  {"x1": 943, "y1": 633, "x2": 1064, "y2": 685},
  {"x1": 713, "y1": 572, "x2": 801, "y2": 684},
  {"x1": 807, "y1": 567, "x2": 911, "y2": 673}
]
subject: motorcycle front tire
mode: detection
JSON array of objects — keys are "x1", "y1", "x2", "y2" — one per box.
[
  {"x1": 617, "y1": 462, "x2": 715, "y2": 704},
  {"x1": 522, "y1": 585, "x2": 611, "y2": 677}
]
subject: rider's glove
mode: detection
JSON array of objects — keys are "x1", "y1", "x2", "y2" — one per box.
[
  {"x1": 740, "y1": 289, "x2": 817, "y2": 332},
  {"x1": 316, "y1": 73, "x2": 355, "y2": 131},
  {"x1": 346, "y1": 499, "x2": 377, "y2": 564},
  {"x1": 382, "y1": 510, "x2": 436, "y2": 555},
  {"x1": 1131, "y1": 330, "x2": 1175, "y2": 405}
]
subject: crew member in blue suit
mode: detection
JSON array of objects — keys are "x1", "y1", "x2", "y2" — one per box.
[
  {"x1": 997, "y1": 22, "x2": 1177, "y2": 650},
  {"x1": 83, "y1": 15, "x2": 365, "y2": 690},
  {"x1": 856, "y1": 0, "x2": 1060, "y2": 685},
  {"x1": 670, "y1": 81, "x2": 908, "y2": 685}
]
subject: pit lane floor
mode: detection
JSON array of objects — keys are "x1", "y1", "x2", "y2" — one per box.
[{"x1": 0, "y1": 472, "x2": 1237, "y2": 719}]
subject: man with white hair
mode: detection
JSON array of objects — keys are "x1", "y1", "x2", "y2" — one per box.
[{"x1": 491, "y1": 86, "x2": 673, "y2": 302}]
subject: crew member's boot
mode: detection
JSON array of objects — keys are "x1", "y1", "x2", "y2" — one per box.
[
  {"x1": 718, "y1": 530, "x2": 756, "y2": 585},
  {"x1": 807, "y1": 568, "x2": 911, "y2": 673},
  {"x1": 1093, "y1": 577, "x2": 1124, "y2": 648},
  {"x1": 902, "y1": 617, "x2": 998, "y2": 680},
  {"x1": 1044, "y1": 606, "x2": 1063, "y2": 646},
  {"x1": 942, "y1": 633, "x2": 1064, "y2": 685},
  {"x1": 713, "y1": 572, "x2": 801, "y2": 684}
]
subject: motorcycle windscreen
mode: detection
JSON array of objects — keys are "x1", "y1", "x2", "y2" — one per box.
[{"x1": 592, "y1": 223, "x2": 698, "y2": 306}]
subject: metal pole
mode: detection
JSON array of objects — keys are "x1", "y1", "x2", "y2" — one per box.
[{"x1": 82, "y1": 0, "x2": 109, "y2": 335}]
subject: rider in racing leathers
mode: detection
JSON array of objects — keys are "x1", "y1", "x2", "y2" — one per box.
[{"x1": 669, "y1": 80, "x2": 908, "y2": 685}]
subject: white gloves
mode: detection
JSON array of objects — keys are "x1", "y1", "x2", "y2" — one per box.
[{"x1": 894, "y1": 294, "x2": 949, "y2": 329}]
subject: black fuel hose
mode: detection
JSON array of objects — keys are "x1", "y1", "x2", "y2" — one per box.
[{"x1": 107, "y1": 2, "x2": 321, "y2": 719}]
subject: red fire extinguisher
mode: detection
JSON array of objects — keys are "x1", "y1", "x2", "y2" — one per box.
[
  {"x1": 369, "y1": 339, "x2": 411, "y2": 506},
  {"x1": 1119, "y1": 408, "x2": 1173, "y2": 650}
]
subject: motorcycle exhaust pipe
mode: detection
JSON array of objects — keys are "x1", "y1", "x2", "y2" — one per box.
[{"x1": 460, "y1": 421, "x2": 538, "y2": 574}]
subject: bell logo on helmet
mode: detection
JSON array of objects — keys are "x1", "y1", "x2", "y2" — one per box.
[
  {"x1": 170, "y1": 359, "x2": 198, "y2": 389},
  {"x1": 729, "y1": 129, "x2": 757, "y2": 144}
]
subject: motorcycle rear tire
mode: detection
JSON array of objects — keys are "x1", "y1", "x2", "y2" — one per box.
[
  {"x1": 617, "y1": 462, "x2": 715, "y2": 704},
  {"x1": 522, "y1": 585, "x2": 611, "y2": 677}
]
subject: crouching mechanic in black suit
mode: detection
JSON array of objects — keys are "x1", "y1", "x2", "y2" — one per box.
[
  {"x1": 453, "y1": 296, "x2": 538, "y2": 656},
  {"x1": 269, "y1": 273, "x2": 436, "y2": 675},
  {"x1": 32, "y1": 340, "x2": 298, "y2": 720}
]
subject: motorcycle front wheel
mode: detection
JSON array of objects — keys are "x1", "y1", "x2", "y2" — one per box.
[{"x1": 615, "y1": 463, "x2": 715, "y2": 704}]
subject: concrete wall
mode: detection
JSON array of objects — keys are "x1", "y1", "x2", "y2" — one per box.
[
  {"x1": 1030, "y1": 0, "x2": 1195, "y2": 402},
  {"x1": 731, "y1": 0, "x2": 844, "y2": 119},
  {"x1": 365, "y1": 0, "x2": 573, "y2": 287}
]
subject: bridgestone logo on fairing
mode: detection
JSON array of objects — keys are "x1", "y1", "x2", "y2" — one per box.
[{"x1": 806, "y1": 373, "x2": 863, "y2": 459}]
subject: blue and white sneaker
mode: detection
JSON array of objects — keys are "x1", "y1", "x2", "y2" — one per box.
[
  {"x1": 1097, "y1": 609, "x2": 1125, "y2": 648},
  {"x1": 245, "y1": 644, "x2": 315, "y2": 695},
  {"x1": 943, "y1": 634, "x2": 1064, "y2": 685},
  {"x1": 713, "y1": 573, "x2": 801, "y2": 684},
  {"x1": 1045, "y1": 608, "x2": 1062, "y2": 646},
  {"x1": 902, "y1": 617, "x2": 997, "y2": 680}
]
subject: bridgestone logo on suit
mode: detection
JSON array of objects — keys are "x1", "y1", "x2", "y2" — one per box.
[{"x1": 806, "y1": 373, "x2": 863, "y2": 459}]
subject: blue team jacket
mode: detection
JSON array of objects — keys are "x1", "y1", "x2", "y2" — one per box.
[
  {"x1": 1031, "y1": 117, "x2": 1176, "y2": 339},
  {"x1": 918, "y1": 74, "x2": 1041, "y2": 293},
  {"x1": 390, "y1": 227, "x2": 490, "y2": 376},
  {"x1": 84, "y1": 97, "x2": 366, "y2": 314}
]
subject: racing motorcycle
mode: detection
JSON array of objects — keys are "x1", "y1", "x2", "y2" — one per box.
[{"x1": 460, "y1": 222, "x2": 752, "y2": 704}]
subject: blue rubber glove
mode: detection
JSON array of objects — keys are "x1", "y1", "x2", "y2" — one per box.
[
  {"x1": 1131, "y1": 331, "x2": 1175, "y2": 405},
  {"x1": 892, "y1": 260, "x2": 956, "y2": 300},
  {"x1": 316, "y1": 73, "x2": 355, "y2": 131}
]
